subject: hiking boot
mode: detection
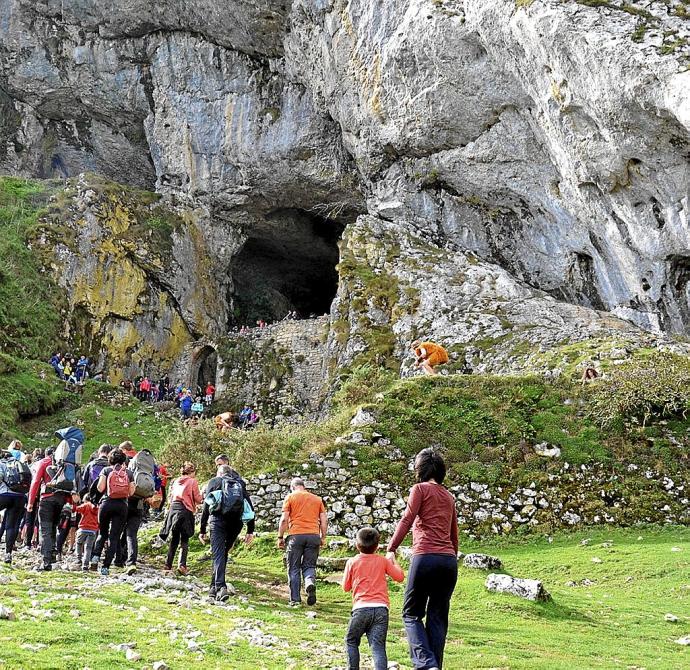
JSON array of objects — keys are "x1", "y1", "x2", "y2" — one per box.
[
  {"x1": 37, "y1": 564, "x2": 52, "y2": 572},
  {"x1": 124, "y1": 565, "x2": 137, "y2": 576},
  {"x1": 306, "y1": 583, "x2": 317, "y2": 606},
  {"x1": 177, "y1": 565, "x2": 189, "y2": 576},
  {"x1": 208, "y1": 587, "x2": 218, "y2": 600},
  {"x1": 100, "y1": 567, "x2": 109, "y2": 576},
  {"x1": 81, "y1": 566, "x2": 89, "y2": 572},
  {"x1": 89, "y1": 563, "x2": 98, "y2": 571},
  {"x1": 3, "y1": 553, "x2": 11, "y2": 565},
  {"x1": 216, "y1": 587, "x2": 229, "y2": 602},
  {"x1": 288, "y1": 600, "x2": 301, "y2": 608}
]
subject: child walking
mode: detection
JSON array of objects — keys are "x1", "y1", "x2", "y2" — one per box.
[
  {"x1": 75, "y1": 494, "x2": 100, "y2": 571},
  {"x1": 343, "y1": 527, "x2": 405, "y2": 670}
]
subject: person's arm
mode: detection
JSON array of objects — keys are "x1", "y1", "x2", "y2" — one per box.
[
  {"x1": 27, "y1": 460, "x2": 47, "y2": 510},
  {"x1": 193, "y1": 480, "x2": 203, "y2": 507},
  {"x1": 342, "y1": 559, "x2": 353, "y2": 593},
  {"x1": 319, "y1": 509, "x2": 328, "y2": 546},
  {"x1": 451, "y1": 504, "x2": 459, "y2": 555},
  {"x1": 242, "y1": 481, "x2": 255, "y2": 537},
  {"x1": 386, "y1": 555, "x2": 405, "y2": 583},
  {"x1": 277, "y1": 506, "x2": 289, "y2": 549},
  {"x1": 387, "y1": 485, "x2": 423, "y2": 554},
  {"x1": 97, "y1": 472, "x2": 107, "y2": 494},
  {"x1": 199, "y1": 502, "x2": 210, "y2": 539}
]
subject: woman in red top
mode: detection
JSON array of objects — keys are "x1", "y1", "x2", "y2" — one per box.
[
  {"x1": 163, "y1": 461, "x2": 202, "y2": 575},
  {"x1": 387, "y1": 449, "x2": 458, "y2": 670}
]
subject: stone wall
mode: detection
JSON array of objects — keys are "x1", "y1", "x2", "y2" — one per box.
[
  {"x1": 245, "y1": 448, "x2": 690, "y2": 540},
  {"x1": 215, "y1": 317, "x2": 329, "y2": 420}
]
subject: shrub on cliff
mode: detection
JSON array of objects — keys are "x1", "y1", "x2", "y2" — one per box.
[{"x1": 588, "y1": 352, "x2": 690, "y2": 428}]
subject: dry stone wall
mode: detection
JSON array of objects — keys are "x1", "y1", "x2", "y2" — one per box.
[
  {"x1": 245, "y1": 447, "x2": 690, "y2": 539},
  {"x1": 216, "y1": 317, "x2": 329, "y2": 420}
]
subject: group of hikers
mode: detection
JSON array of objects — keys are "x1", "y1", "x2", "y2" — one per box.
[
  {"x1": 120, "y1": 376, "x2": 216, "y2": 409},
  {"x1": 0, "y1": 433, "x2": 172, "y2": 575},
  {"x1": 1, "y1": 426, "x2": 456, "y2": 669}
]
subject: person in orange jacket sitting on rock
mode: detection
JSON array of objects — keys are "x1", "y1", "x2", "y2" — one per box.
[{"x1": 412, "y1": 340, "x2": 449, "y2": 376}]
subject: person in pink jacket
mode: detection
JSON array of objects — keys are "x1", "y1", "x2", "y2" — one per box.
[{"x1": 163, "y1": 461, "x2": 202, "y2": 575}]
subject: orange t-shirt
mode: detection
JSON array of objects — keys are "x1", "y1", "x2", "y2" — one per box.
[
  {"x1": 416, "y1": 341, "x2": 449, "y2": 363},
  {"x1": 343, "y1": 553, "x2": 405, "y2": 609},
  {"x1": 282, "y1": 490, "x2": 326, "y2": 536}
]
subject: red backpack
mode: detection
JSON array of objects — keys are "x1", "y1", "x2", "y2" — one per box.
[{"x1": 107, "y1": 466, "x2": 130, "y2": 499}]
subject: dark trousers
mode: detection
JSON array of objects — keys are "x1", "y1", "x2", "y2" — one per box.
[
  {"x1": 38, "y1": 495, "x2": 65, "y2": 567},
  {"x1": 166, "y1": 525, "x2": 191, "y2": 568},
  {"x1": 0, "y1": 495, "x2": 26, "y2": 554},
  {"x1": 346, "y1": 607, "x2": 389, "y2": 670},
  {"x1": 209, "y1": 514, "x2": 243, "y2": 590},
  {"x1": 94, "y1": 498, "x2": 128, "y2": 568},
  {"x1": 402, "y1": 553, "x2": 458, "y2": 669},
  {"x1": 286, "y1": 533, "x2": 321, "y2": 603},
  {"x1": 116, "y1": 508, "x2": 142, "y2": 566},
  {"x1": 24, "y1": 507, "x2": 39, "y2": 547}
]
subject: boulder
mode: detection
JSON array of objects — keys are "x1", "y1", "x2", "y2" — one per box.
[
  {"x1": 485, "y1": 574, "x2": 551, "y2": 601},
  {"x1": 534, "y1": 442, "x2": 561, "y2": 458},
  {"x1": 463, "y1": 553, "x2": 503, "y2": 570},
  {"x1": 316, "y1": 556, "x2": 349, "y2": 571},
  {"x1": 351, "y1": 408, "x2": 376, "y2": 427}
]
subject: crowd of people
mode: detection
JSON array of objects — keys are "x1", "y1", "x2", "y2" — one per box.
[{"x1": 1, "y1": 430, "x2": 456, "y2": 669}]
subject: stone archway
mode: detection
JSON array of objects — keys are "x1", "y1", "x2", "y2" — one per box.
[{"x1": 189, "y1": 344, "x2": 218, "y2": 394}]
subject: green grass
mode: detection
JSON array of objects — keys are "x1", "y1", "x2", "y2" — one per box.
[
  {"x1": 0, "y1": 176, "x2": 65, "y2": 358},
  {"x1": 0, "y1": 525, "x2": 687, "y2": 668},
  {"x1": 16, "y1": 382, "x2": 176, "y2": 458}
]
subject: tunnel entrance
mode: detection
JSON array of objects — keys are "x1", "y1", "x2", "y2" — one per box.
[
  {"x1": 191, "y1": 345, "x2": 218, "y2": 394},
  {"x1": 231, "y1": 209, "x2": 344, "y2": 326}
]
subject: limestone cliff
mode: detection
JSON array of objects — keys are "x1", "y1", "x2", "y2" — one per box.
[
  {"x1": 1, "y1": 0, "x2": 689, "y2": 381},
  {"x1": 30, "y1": 174, "x2": 239, "y2": 381}
]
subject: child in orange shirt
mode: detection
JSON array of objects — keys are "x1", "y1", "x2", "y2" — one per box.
[{"x1": 343, "y1": 527, "x2": 405, "y2": 670}]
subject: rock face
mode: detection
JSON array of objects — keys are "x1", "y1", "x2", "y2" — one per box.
[
  {"x1": 1, "y1": 0, "x2": 690, "y2": 374},
  {"x1": 30, "y1": 174, "x2": 239, "y2": 381}
]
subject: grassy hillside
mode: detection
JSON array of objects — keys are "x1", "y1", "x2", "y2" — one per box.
[
  {"x1": 0, "y1": 356, "x2": 174, "y2": 456},
  {"x1": 162, "y1": 363, "x2": 690, "y2": 484},
  {"x1": 0, "y1": 525, "x2": 687, "y2": 669},
  {"x1": 0, "y1": 177, "x2": 64, "y2": 359}
]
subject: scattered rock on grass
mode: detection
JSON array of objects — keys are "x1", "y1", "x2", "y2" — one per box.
[
  {"x1": 674, "y1": 636, "x2": 690, "y2": 645},
  {"x1": 350, "y1": 409, "x2": 376, "y2": 427},
  {"x1": 665, "y1": 613, "x2": 678, "y2": 622},
  {"x1": 0, "y1": 605, "x2": 15, "y2": 620},
  {"x1": 485, "y1": 574, "x2": 551, "y2": 602},
  {"x1": 463, "y1": 554, "x2": 502, "y2": 570},
  {"x1": 152, "y1": 663, "x2": 170, "y2": 670},
  {"x1": 125, "y1": 648, "x2": 141, "y2": 662}
]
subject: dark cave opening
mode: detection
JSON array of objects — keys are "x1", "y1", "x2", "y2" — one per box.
[
  {"x1": 231, "y1": 209, "x2": 344, "y2": 326},
  {"x1": 191, "y1": 345, "x2": 218, "y2": 393}
]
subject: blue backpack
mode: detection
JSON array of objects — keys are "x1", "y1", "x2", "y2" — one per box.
[{"x1": 49, "y1": 427, "x2": 84, "y2": 492}]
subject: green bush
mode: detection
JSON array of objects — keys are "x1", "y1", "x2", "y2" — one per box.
[{"x1": 588, "y1": 352, "x2": 690, "y2": 427}]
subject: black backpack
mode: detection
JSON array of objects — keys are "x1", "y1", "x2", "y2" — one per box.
[
  {"x1": 0, "y1": 458, "x2": 32, "y2": 494},
  {"x1": 220, "y1": 476, "x2": 244, "y2": 515}
]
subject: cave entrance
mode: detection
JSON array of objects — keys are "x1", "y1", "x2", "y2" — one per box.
[
  {"x1": 231, "y1": 209, "x2": 344, "y2": 326},
  {"x1": 191, "y1": 345, "x2": 218, "y2": 394}
]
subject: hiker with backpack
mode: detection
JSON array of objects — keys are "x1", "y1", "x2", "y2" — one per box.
[
  {"x1": 23, "y1": 449, "x2": 45, "y2": 549},
  {"x1": 199, "y1": 463, "x2": 255, "y2": 601},
  {"x1": 116, "y1": 449, "x2": 157, "y2": 573},
  {"x1": 0, "y1": 450, "x2": 31, "y2": 564},
  {"x1": 27, "y1": 428, "x2": 84, "y2": 571},
  {"x1": 81, "y1": 444, "x2": 111, "y2": 496},
  {"x1": 91, "y1": 448, "x2": 135, "y2": 575},
  {"x1": 160, "y1": 461, "x2": 202, "y2": 576}
]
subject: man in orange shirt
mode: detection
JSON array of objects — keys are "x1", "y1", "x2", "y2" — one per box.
[
  {"x1": 412, "y1": 340, "x2": 449, "y2": 376},
  {"x1": 277, "y1": 477, "x2": 328, "y2": 606}
]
